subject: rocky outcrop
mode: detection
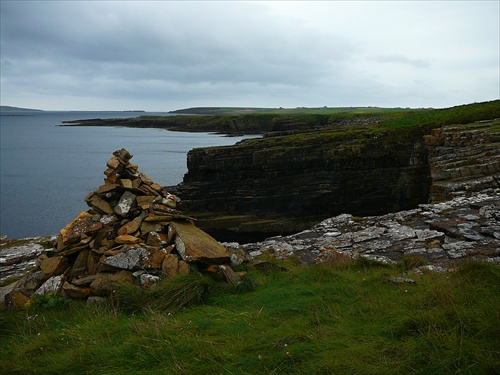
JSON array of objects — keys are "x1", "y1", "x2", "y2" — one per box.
[
  {"x1": 228, "y1": 192, "x2": 499, "y2": 268},
  {"x1": 173, "y1": 127, "x2": 432, "y2": 242},
  {"x1": 1, "y1": 149, "x2": 239, "y2": 309},
  {"x1": 173, "y1": 116, "x2": 500, "y2": 242},
  {"x1": 425, "y1": 121, "x2": 500, "y2": 201}
]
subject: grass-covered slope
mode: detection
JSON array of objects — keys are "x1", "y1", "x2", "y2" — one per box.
[
  {"x1": 1, "y1": 259, "x2": 499, "y2": 374},
  {"x1": 62, "y1": 100, "x2": 500, "y2": 136}
]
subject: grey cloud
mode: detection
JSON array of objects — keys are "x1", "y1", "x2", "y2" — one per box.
[
  {"x1": 370, "y1": 54, "x2": 431, "y2": 68},
  {"x1": 2, "y1": 1, "x2": 352, "y2": 94},
  {"x1": 1, "y1": 1, "x2": 498, "y2": 110}
]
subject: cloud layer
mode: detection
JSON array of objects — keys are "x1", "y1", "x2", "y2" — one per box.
[{"x1": 1, "y1": 1, "x2": 498, "y2": 110}]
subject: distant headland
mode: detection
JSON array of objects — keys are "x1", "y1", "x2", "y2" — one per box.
[{"x1": 0, "y1": 105, "x2": 43, "y2": 112}]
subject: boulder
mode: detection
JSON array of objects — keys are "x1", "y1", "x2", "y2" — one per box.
[{"x1": 171, "y1": 220, "x2": 231, "y2": 264}]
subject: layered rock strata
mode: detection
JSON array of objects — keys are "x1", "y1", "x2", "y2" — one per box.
[
  {"x1": 425, "y1": 121, "x2": 500, "y2": 201},
  {"x1": 174, "y1": 120, "x2": 500, "y2": 242},
  {"x1": 173, "y1": 129, "x2": 432, "y2": 242},
  {"x1": 2, "y1": 149, "x2": 238, "y2": 309},
  {"x1": 228, "y1": 192, "x2": 500, "y2": 268}
]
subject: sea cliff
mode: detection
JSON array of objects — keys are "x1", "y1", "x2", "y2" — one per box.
[
  {"x1": 172, "y1": 101, "x2": 500, "y2": 242},
  {"x1": 62, "y1": 101, "x2": 500, "y2": 242}
]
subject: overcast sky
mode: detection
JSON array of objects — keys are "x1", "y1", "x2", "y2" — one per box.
[{"x1": 1, "y1": 1, "x2": 499, "y2": 111}]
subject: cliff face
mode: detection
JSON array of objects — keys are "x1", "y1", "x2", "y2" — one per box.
[
  {"x1": 425, "y1": 121, "x2": 500, "y2": 201},
  {"x1": 174, "y1": 116, "x2": 500, "y2": 243},
  {"x1": 174, "y1": 128, "x2": 432, "y2": 242}
]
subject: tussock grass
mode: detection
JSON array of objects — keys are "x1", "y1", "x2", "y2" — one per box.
[
  {"x1": 113, "y1": 272, "x2": 212, "y2": 314},
  {"x1": 1, "y1": 260, "x2": 499, "y2": 374}
]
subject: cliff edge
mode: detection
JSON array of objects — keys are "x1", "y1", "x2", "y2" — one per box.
[{"x1": 172, "y1": 101, "x2": 500, "y2": 242}]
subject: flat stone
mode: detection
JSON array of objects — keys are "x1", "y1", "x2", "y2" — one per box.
[
  {"x1": 136, "y1": 195, "x2": 156, "y2": 208},
  {"x1": 72, "y1": 274, "x2": 101, "y2": 286},
  {"x1": 458, "y1": 228, "x2": 484, "y2": 241},
  {"x1": 117, "y1": 216, "x2": 143, "y2": 236},
  {"x1": 162, "y1": 254, "x2": 179, "y2": 277},
  {"x1": 163, "y1": 194, "x2": 178, "y2": 209},
  {"x1": 149, "y1": 248, "x2": 166, "y2": 269},
  {"x1": 40, "y1": 256, "x2": 68, "y2": 279},
  {"x1": 145, "y1": 214, "x2": 175, "y2": 222},
  {"x1": 114, "y1": 191, "x2": 136, "y2": 217},
  {"x1": 386, "y1": 225, "x2": 416, "y2": 241},
  {"x1": 106, "y1": 157, "x2": 121, "y2": 169},
  {"x1": 171, "y1": 220, "x2": 231, "y2": 264},
  {"x1": 35, "y1": 275, "x2": 64, "y2": 295},
  {"x1": 119, "y1": 179, "x2": 133, "y2": 188},
  {"x1": 90, "y1": 271, "x2": 133, "y2": 296},
  {"x1": 62, "y1": 281, "x2": 91, "y2": 299},
  {"x1": 352, "y1": 227, "x2": 386, "y2": 243},
  {"x1": 90, "y1": 196, "x2": 114, "y2": 214},
  {"x1": 62, "y1": 250, "x2": 86, "y2": 277},
  {"x1": 103, "y1": 247, "x2": 150, "y2": 270},
  {"x1": 151, "y1": 183, "x2": 163, "y2": 192},
  {"x1": 140, "y1": 221, "x2": 164, "y2": 234},
  {"x1": 146, "y1": 231, "x2": 162, "y2": 246},
  {"x1": 127, "y1": 162, "x2": 139, "y2": 174},
  {"x1": 139, "y1": 172, "x2": 154, "y2": 185},
  {"x1": 95, "y1": 183, "x2": 119, "y2": 194},
  {"x1": 58, "y1": 211, "x2": 103, "y2": 247},
  {"x1": 0, "y1": 243, "x2": 45, "y2": 267},
  {"x1": 218, "y1": 265, "x2": 241, "y2": 285},
  {"x1": 99, "y1": 214, "x2": 117, "y2": 225},
  {"x1": 114, "y1": 235, "x2": 141, "y2": 244},
  {"x1": 415, "y1": 229, "x2": 445, "y2": 242}
]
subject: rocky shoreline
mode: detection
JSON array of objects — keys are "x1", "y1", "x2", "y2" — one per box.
[
  {"x1": 2, "y1": 187, "x2": 498, "y2": 306},
  {"x1": 2, "y1": 101, "x2": 499, "y2": 308},
  {"x1": 226, "y1": 190, "x2": 499, "y2": 269}
]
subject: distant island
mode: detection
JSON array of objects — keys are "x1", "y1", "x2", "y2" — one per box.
[{"x1": 0, "y1": 105, "x2": 43, "y2": 112}]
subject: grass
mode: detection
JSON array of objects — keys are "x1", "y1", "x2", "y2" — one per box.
[{"x1": 1, "y1": 258, "x2": 499, "y2": 374}]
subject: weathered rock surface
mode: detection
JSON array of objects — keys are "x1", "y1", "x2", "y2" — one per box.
[
  {"x1": 425, "y1": 122, "x2": 500, "y2": 202},
  {"x1": 1, "y1": 149, "x2": 238, "y2": 309},
  {"x1": 173, "y1": 118, "x2": 500, "y2": 242},
  {"x1": 228, "y1": 192, "x2": 499, "y2": 268},
  {"x1": 0, "y1": 236, "x2": 53, "y2": 286},
  {"x1": 171, "y1": 220, "x2": 230, "y2": 264}
]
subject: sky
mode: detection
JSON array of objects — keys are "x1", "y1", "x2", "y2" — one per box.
[{"x1": 1, "y1": 1, "x2": 499, "y2": 111}]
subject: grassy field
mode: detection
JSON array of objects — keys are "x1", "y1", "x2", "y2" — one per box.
[{"x1": 1, "y1": 258, "x2": 499, "y2": 374}]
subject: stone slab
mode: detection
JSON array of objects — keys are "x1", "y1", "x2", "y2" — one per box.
[{"x1": 170, "y1": 220, "x2": 230, "y2": 264}]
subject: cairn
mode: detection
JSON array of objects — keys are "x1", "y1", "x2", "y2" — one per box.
[{"x1": 7, "y1": 148, "x2": 240, "y2": 305}]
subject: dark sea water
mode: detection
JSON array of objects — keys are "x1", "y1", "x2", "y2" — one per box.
[{"x1": 0, "y1": 111, "x2": 253, "y2": 239}]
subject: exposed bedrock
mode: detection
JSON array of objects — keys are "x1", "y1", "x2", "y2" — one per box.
[
  {"x1": 173, "y1": 129, "x2": 432, "y2": 242},
  {"x1": 174, "y1": 120, "x2": 500, "y2": 243}
]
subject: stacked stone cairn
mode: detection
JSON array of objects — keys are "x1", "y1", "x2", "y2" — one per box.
[{"x1": 10, "y1": 148, "x2": 240, "y2": 304}]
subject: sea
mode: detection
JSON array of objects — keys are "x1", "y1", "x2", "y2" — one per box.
[{"x1": 0, "y1": 110, "x2": 255, "y2": 239}]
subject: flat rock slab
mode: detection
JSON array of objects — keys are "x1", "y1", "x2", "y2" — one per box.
[{"x1": 170, "y1": 220, "x2": 230, "y2": 264}]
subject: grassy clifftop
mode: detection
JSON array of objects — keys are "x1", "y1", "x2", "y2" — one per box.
[
  {"x1": 62, "y1": 100, "x2": 500, "y2": 136},
  {"x1": 1, "y1": 259, "x2": 499, "y2": 374}
]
